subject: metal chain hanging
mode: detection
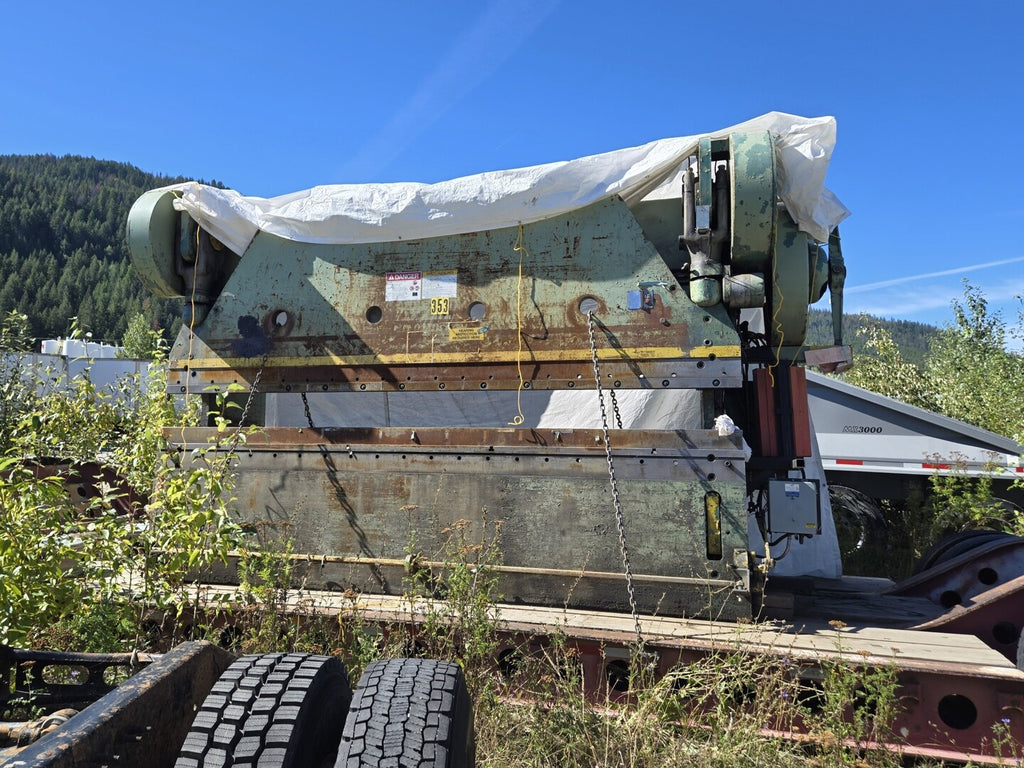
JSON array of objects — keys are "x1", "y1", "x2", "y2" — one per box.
[
  {"x1": 235, "y1": 354, "x2": 268, "y2": 431},
  {"x1": 586, "y1": 312, "x2": 644, "y2": 651},
  {"x1": 608, "y1": 388, "x2": 624, "y2": 430},
  {"x1": 222, "y1": 353, "x2": 268, "y2": 454},
  {"x1": 301, "y1": 391, "x2": 315, "y2": 428}
]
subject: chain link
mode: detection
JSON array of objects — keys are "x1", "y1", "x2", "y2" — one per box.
[
  {"x1": 586, "y1": 312, "x2": 644, "y2": 652},
  {"x1": 301, "y1": 391, "x2": 315, "y2": 428},
  {"x1": 236, "y1": 354, "x2": 268, "y2": 430},
  {"x1": 222, "y1": 354, "x2": 267, "y2": 453},
  {"x1": 609, "y1": 389, "x2": 623, "y2": 430}
]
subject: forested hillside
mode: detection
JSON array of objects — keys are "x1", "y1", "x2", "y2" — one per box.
[
  {"x1": 806, "y1": 308, "x2": 939, "y2": 368},
  {"x1": 0, "y1": 155, "x2": 188, "y2": 343}
]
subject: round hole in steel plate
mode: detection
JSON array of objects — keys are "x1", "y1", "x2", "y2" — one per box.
[
  {"x1": 937, "y1": 693, "x2": 977, "y2": 731},
  {"x1": 992, "y1": 621, "x2": 1018, "y2": 646},
  {"x1": 939, "y1": 590, "x2": 962, "y2": 609},
  {"x1": 978, "y1": 567, "x2": 998, "y2": 585}
]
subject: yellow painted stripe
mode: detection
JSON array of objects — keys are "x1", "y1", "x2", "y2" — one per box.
[
  {"x1": 178, "y1": 344, "x2": 741, "y2": 370},
  {"x1": 689, "y1": 345, "x2": 742, "y2": 358}
]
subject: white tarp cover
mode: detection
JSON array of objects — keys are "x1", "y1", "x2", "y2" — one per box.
[{"x1": 169, "y1": 112, "x2": 848, "y2": 256}]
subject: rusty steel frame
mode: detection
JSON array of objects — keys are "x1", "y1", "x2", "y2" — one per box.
[
  {"x1": 892, "y1": 537, "x2": 1024, "y2": 605},
  {"x1": 175, "y1": 584, "x2": 1024, "y2": 765},
  {"x1": 889, "y1": 537, "x2": 1024, "y2": 664},
  {"x1": 913, "y1": 575, "x2": 1024, "y2": 667},
  {"x1": 557, "y1": 636, "x2": 1024, "y2": 765},
  {"x1": 3, "y1": 642, "x2": 233, "y2": 768},
  {"x1": 0, "y1": 647, "x2": 158, "y2": 714}
]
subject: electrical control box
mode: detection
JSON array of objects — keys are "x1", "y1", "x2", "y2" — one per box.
[{"x1": 767, "y1": 478, "x2": 821, "y2": 536}]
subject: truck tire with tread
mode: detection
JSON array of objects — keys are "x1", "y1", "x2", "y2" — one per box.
[
  {"x1": 175, "y1": 652, "x2": 352, "y2": 768},
  {"x1": 829, "y1": 485, "x2": 888, "y2": 556},
  {"x1": 335, "y1": 658, "x2": 474, "y2": 767}
]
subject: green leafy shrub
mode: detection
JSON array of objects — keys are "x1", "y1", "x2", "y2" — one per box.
[{"x1": 0, "y1": 327, "x2": 243, "y2": 649}]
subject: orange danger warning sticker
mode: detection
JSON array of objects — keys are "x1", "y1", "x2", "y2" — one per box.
[{"x1": 385, "y1": 271, "x2": 422, "y2": 301}]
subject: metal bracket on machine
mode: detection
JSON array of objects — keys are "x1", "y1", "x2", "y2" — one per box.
[{"x1": 626, "y1": 287, "x2": 655, "y2": 311}]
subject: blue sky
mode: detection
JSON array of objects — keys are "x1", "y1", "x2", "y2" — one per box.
[{"x1": 2, "y1": 1, "x2": 1022, "y2": 334}]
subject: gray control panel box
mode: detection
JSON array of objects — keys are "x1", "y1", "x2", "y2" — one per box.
[{"x1": 767, "y1": 478, "x2": 821, "y2": 536}]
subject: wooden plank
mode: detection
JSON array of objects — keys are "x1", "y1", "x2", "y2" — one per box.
[
  {"x1": 789, "y1": 366, "x2": 813, "y2": 457},
  {"x1": 754, "y1": 368, "x2": 777, "y2": 456},
  {"x1": 496, "y1": 604, "x2": 1005, "y2": 665},
  {"x1": 184, "y1": 583, "x2": 1021, "y2": 679}
]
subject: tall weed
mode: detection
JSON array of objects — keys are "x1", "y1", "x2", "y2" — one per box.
[{"x1": 0, "y1": 334, "x2": 243, "y2": 649}]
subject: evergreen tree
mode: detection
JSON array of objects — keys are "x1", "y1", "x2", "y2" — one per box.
[
  {"x1": 120, "y1": 312, "x2": 164, "y2": 359},
  {"x1": 0, "y1": 154, "x2": 192, "y2": 343}
]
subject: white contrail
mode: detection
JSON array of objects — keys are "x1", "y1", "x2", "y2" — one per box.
[
  {"x1": 843, "y1": 277, "x2": 1024, "y2": 318},
  {"x1": 846, "y1": 255, "x2": 1024, "y2": 293},
  {"x1": 337, "y1": 0, "x2": 560, "y2": 181}
]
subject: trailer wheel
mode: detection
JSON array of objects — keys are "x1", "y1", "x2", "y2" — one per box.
[
  {"x1": 829, "y1": 485, "x2": 888, "y2": 557},
  {"x1": 175, "y1": 652, "x2": 351, "y2": 768},
  {"x1": 334, "y1": 658, "x2": 474, "y2": 767}
]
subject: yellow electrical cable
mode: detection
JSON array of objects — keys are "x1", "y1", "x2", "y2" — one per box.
[
  {"x1": 768, "y1": 250, "x2": 812, "y2": 385},
  {"x1": 507, "y1": 223, "x2": 527, "y2": 426},
  {"x1": 769, "y1": 251, "x2": 785, "y2": 388},
  {"x1": 174, "y1": 187, "x2": 202, "y2": 448}
]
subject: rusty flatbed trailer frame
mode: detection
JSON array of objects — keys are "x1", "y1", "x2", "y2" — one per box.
[
  {"x1": 5, "y1": 595, "x2": 1023, "y2": 765},
  {"x1": 183, "y1": 582, "x2": 1024, "y2": 765}
]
